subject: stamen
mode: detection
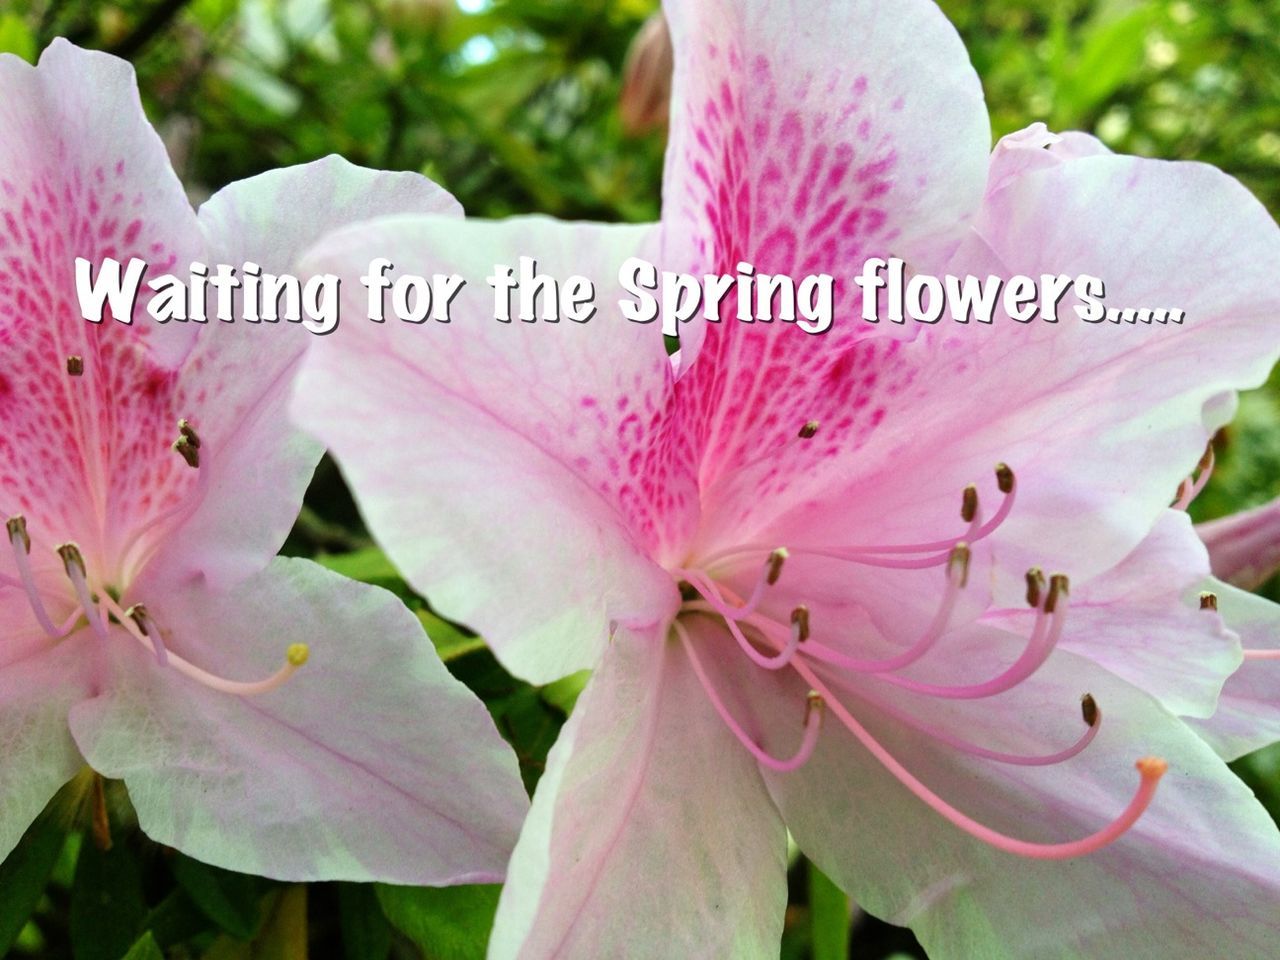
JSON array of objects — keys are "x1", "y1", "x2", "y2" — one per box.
[
  {"x1": 1025, "y1": 568, "x2": 1045, "y2": 608},
  {"x1": 1243, "y1": 649, "x2": 1280, "y2": 660},
  {"x1": 675, "y1": 619, "x2": 822, "y2": 772},
  {"x1": 699, "y1": 464, "x2": 1017, "y2": 573},
  {"x1": 1199, "y1": 591, "x2": 1218, "y2": 611},
  {"x1": 961, "y1": 485, "x2": 978, "y2": 524},
  {"x1": 1173, "y1": 444, "x2": 1215, "y2": 511},
  {"x1": 115, "y1": 421, "x2": 213, "y2": 580},
  {"x1": 799, "y1": 420, "x2": 820, "y2": 439},
  {"x1": 793, "y1": 657, "x2": 1166, "y2": 860},
  {"x1": 6, "y1": 515, "x2": 65, "y2": 638},
  {"x1": 126, "y1": 604, "x2": 168, "y2": 666},
  {"x1": 680, "y1": 570, "x2": 800, "y2": 670},
  {"x1": 57, "y1": 542, "x2": 109, "y2": 640},
  {"x1": 791, "y1": 605, "x2": 810, "y2": 642},
  {"x1": 766, "y1": 547, "x2": 789, "y2": 586},
  {"x1": 173, "y1": 435, "x2": 199, "y2": 469},
  {"x1": 871, "y1": 577, "x2": 1069, "y2": 700},
  {"x1": 844, "y1": 685, "x2": 1101, "y2": 766},
  {"x1": 1081, "y1": 692, "x2": 1099, "y2": 727},
  {"x1": 101, "y1": 592, "x2": 311, "y2": 696},
  {"x1": 67, "y1": 355, "x2": 84, "y2": 377},
  {"x1": 786, "y1": 550, "x2": 966, "y2": 674}
]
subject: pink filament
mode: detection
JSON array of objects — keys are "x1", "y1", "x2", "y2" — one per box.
[
  {"x1": 1173, "y1": 447, "x2": 1215, "y2": 511},
  {"x1": 100, "y1": 593, "x2": 302, "y2": 697},
  {"x1": 792, "y1": 656, "x2": 1165, "y2": 860},
  {"x1": 679, "y1": 570, "x2": 800, "y2": 671},
  {"x1": 675, "y1": 619, "x2": 821, "y2": 773},
  {"x1": 769, "y1": 562, "x2": 963, "y2": 674},
  {"x1": 1243, "y1": 649, "x2": 1280, "y2": 660},
  {"x1": 6, "y1": 531, "x2": 65, "y2": 638},
  {"x1": 63, "y1": 553, "x2": 109, "y2": 641}
]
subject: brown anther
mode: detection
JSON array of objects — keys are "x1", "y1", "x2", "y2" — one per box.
[
  {"x1": 56, "y1": 543, "x2": 86, "y2": 578},
  {"x1": 6, "y1": 515, "x2": 30, "y2": 554},
  {"x1": 948, "y1": 542, "x2": 971, "y2": 588},
  {"x1": 1199, "y1": 591, "x2": 1219, "y2": 612},
  {"x1": 804, "y1": 690, "x2": 824, "y2": 724},
  {"x1": 1025, "y1": 568, "x2": 1045, "y2": 608},
  {"x1": 995, "y1": 463, "x2": 1014, "y2": 494},
  {"x1": 798, "y1": 420, "x2": 820, "y2": 439},
  {"x1": 66, "y1": 355, "x2": 84, "y2": 376},
  {"x1": 177, "y1": 418, "x2": 201, "y2": 449},
  {"x1": 1045, "y1": 573, "x2": 1070, "y2": 614},
  {"x1": 1081, "y1": 693, "x2": 1099, "y2": 728},
  {"x1": 790, "y1": 605, "x2": 810, "y2": 642},
  {"x1": 126, "y1": 604, "x2": 151, "y2": 636},
  {"x1": 173, "y1": 436, "x2": 200, "y2": 469},
  {"x1": 1197, "y1": 443, "x2": 1214, "y2": 474},
  {"x1": 961, "y1": 484, "x2": 979, "y2": 523},
  {"x1": 766, "y1": 547, "x2": 789, "y2": 585}
]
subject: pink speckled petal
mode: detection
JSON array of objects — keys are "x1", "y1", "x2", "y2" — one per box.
[
  {"x1": 133, "y1": 157, "x2": 463, "y2": 591},
  {"x1": 744, "y1": 155, "x2": 1280, "y2": 602},
  {"x1": 68, "y1": 557, "x2": 529, "y2": 883},
  {"x1": 1187, "y1": 580, "x2": 1280, "y2": 760},
  {"x1": 660, "y1": 0, "x2": 990, "y2": 488},
  {"x1": 0, "y1": 42, "x2": 203, "y2": 561},
  {"x1": 293, "y1": 215, "x2": 694, "y2": 683},
  {"x1": 757, "y1": 642, "x2": 1280, "y2": 960},
  {"x1": 0, "y1": 637, "x2": 93, "y2": 861},
  {"x1": 489, "y1": 624, "x2": 787, "y2": 960}
]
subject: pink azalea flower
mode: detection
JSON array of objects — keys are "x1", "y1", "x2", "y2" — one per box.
[
  {"x1": 294, "y1": 0, "x2": 1280, "y2": 955},
  {"x1": 1198, "y1": 494, "x2": 1280, "y2": 591},
  {"x1": 0, "y1": 41, "x2": 528, "y2": 882}
]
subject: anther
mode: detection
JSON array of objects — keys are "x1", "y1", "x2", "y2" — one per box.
[
  {"x1": 66, "y1": 355, "x2": 84, "y2": 376},
  {"x1": 996, "y1": 463, "x2": 1014, "y2": 494},
  {"x1": 791, "y1": 605, "x2": 810, "y2": 642},
  {"x1": 1198, "y1": 443, "x2": 1214, "y2": 474},
  {"x1": 1045, "y1": 574, "x2": 1069, "y2": 614},
  {"x1": 286, "y1": 643, "x2": 310, "y2": 667},
  {"x1": 1199, "y1": 591, "x2": 1219, "y2": 611},
  {"x1": 961, "y1": 485, "x2": 978, "y2": 523},
  {"x1": 766, "y1": 547, "x2": 789, "y2": 585},
  {"x1": 1081, "y1": 693, "x2": 1099, "y2": 727},
  {"x1": 798, "y1": 420, "x2": 820, "y2": 439},
  {"x1": 178, "y1": 419, "x2": 201, "y2": 449},
  {"x1": 1025, "y1": 568, "x2": 1045, "y2": 608},
  {"x1": 948, "y1": 542, "x2": 970, "y2": 588},
  {"x1": 803, "y1": 690, "x2": 824, "y2": 725},
  {"x1": 57, "y1": 543, "x2": 87, "y2": 579},
  {"x1": 173, "y1": 435, "x2": 199, "y2": 469},
  {"x1": 6, "y1": 515, "x2": 30, "y2": 554}
]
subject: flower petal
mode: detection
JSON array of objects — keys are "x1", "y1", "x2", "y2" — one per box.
[
  {"x1": 489, "y1": 626, "x2": 787, "y2": 959},
  {"x1": 134, "y1": 158, "x2": 462, "y2": 590},
  {"x1": 1186, "y1": 579, "x2": 1280, "y2": 760},
  {"x1": 294, "y1": 216, "x2": 692, "y2": 683},
  {"x1": 661, "y1": 0, "x2": 990, "y2": 473},
  {"x1": 761, "y1": 643, "x2": 1280, "y2": 959},
  {"x1": 0, "y1": 638, "x2": 92, "y2": 860},
  {"x1": 67, "y1": 557, "x2": 528, "y2": 883}
]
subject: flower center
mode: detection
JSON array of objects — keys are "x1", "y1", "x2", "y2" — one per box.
[
  {"x1": 668, "y1": 457, "x2": 1176, "y2": 861},
  {"x1": 3, "y1": 411, "x2": 305, "y2": 697}
]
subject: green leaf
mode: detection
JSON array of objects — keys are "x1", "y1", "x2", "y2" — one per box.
[
  {"x1": 418, "y1": 609, "x2": 487, "y2": 662},
  {"x1": 0, "y1": 810, "x2": 67, "y2": 956},
  {"x1": 70, "y1": 836, "x2": 147, "y2": 960},
  {"x1": 315, "y1": 546, "x2": 400, "y2": 583},
  {"x1": 338, "y1": 884, "x2": 391, "y2": 960},
  {"x1": 0, "y1": 14, "x2": 35, "y2": 62},
  {"x1": 121, "y1": 932, "x2": 165, "y2": 960},
  {"x1": 376, "y1": 884, "x2": 501, "y2": 960},
  {"x1": 169, "y1": 854, "x2": 267, "y2": 940},
  {"x1": 808, "y1": 861, "x2": 852, "y2": 960},
  {"x1": 540, "y1": 669, "x2": 590, "y2": 714}
]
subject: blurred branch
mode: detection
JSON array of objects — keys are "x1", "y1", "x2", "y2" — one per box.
[{"x1": 107, "y1": 0, "x2": 194, "y2": 59}]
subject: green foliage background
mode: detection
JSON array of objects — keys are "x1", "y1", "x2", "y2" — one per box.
[{"x1": 1, "y1": 1, "x2": 1278, "y2": 958}]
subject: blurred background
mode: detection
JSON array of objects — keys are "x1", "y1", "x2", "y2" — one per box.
[{"x1": 1, "y1": 1, "x2": 1279, "y2": 958}]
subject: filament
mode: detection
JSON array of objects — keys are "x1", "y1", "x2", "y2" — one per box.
[
  {"x1": 7, "y1": 517, "x2": 66, "y2": 638},
  {"x1": 679, "y1": 570, "x2": 801, "y2": 670},
  {"x1": 675, "y1": 619, "x2": 821, "y2": 772},
  {"x1": 792, "y1": 656, "x2": 1166, "y2": 860}
]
